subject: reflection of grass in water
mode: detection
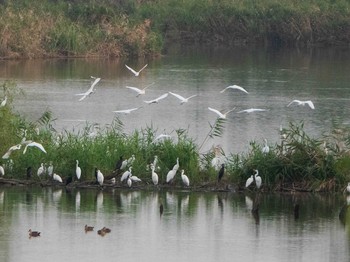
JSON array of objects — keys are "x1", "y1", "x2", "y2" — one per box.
[{"x1": 1, "y1": 83, "x2": 350, "y2": 191}]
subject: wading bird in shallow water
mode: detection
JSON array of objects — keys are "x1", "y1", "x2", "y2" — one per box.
[
  {"x1": 169, "y1": 92, "x2": 197, "y2": 104},
  {"x1": 245, "y1": 175, "x2": 254, "y2": 188},
  {"x1": 150, "y1": 164, "x2": 158, "y2": 186},
  {"x1": 208, "y1": 107, "x2": 236, "y2": 119},
  {"x1": 125, "y1": 64, "x2": 148, "y2": 76},
  {"x1": 75, "y1": 76, "x2": 101, "y2": 102},
  {"x1": 144, "y1": 93, "x2": 168, "y2": 104},
  {"x1": 220, "y1": 85, "x2": 249, "y2": 94},
  {"x1": 76, "y1": 160, "x2": 81, "y2": 180},
  {"x1": 218, "y1": 164, "x2": 225, "y2": 182},
  {"x1": 125, "y1": 82, "x2": 154, "y2": 97},
  {"x1": 181, "y1": 170, "x2": 190, "y2": 187},
  {"x1": 287, "y1": 100, "x2": 315, "y2": 109}
]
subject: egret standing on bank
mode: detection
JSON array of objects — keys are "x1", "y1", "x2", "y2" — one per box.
[
  {"x1": 181, "y1": 170, "x2": 190, "y2": 187},
  {"x1": 76, "y1": 160, "x2": 81, "y2": 180}
]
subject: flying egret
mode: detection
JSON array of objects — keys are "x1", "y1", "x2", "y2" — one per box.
[
  {"x1": 125, "y1": 64, "x2": 148, "y2": 76},
  {"x1": 0, "y1": 96, "x2": 7, "y2": 107},
  {"x1": 287, "y1": 100, "x2": 315, "y2": 109},
  {"x1": 113, "y1": 107, "x2": 142, "y2": 114},
  {"x1": 53, "y1": 173, "x2": 63, "y2": 183},
  {"x1": 254, "y1": 169, "x2": 262, "y2": 189},
  {"x1": 96, "y1": 168, "x2": 104, "y2": 186},
  {"x1": 37, "y1": 163, "x2": 45, "y2": 177},
  {"x1": 144, "y1": 93, "x2": 168, "y2": 104},
  {"x1": 220, "y1": 85, "x2": 249, "y2": 94},
  {"x1": 47, "y1": 162, "x2": 54, "y2": 177},
  {"x1": 245, "y1": 175, "x2": 254, "y2": 188},
  {"x1": 237, "y1": 108, "x2": 268, "y2": 113},
  {"x1": 2, "y1": 144, "x2": 21, "y2": 159},
  {"x1": 181, "y1": 169, "x2": 190, "y2": 187},
  {"x1": 22, "y1": 141, "x2": 47, "y2": 154},
  {"x1": 76, "y1": 160, "x2": 81, "y2": 180},
  {"x1": 208, "y1": 107, "x2": 236, "y2": 119},
  {"x1": 75, "y1": 76, "x2": 101, "y2": 102},
  {"x1": 0, "y1": 165, "x2": 4, "y2": 176},
  {"x1": 169, "y1": 92, "x2": 197, "y2": 104},
  {"x1": 262, "y1": 139, "x2": 270, "y2": 154},
  {"x1": 153, "y1": 133, "x2": 172, "y2": 143},
  {"x1": 151, "y1": 164, "x2": 158, "y2": 185},
  {"x1": 125, "y1": 82, "x2": 154, "y2": 97},
  {"x1": 121, "y1": 167, "x2": 132, "y2": 182},
  {"x1": 218, "y1": 164, "x2": 225, "y2": 182}
]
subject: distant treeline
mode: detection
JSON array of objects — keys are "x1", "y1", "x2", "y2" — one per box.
[{"x1": 0, "y1": 0, "x2": 349, "y2": 58}]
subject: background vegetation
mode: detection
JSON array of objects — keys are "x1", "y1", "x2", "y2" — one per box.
[{"x1": 0, "y1": 0, "x2": 350, "y2": 58}]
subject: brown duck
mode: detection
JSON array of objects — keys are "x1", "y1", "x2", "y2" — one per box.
[
  {"x1": 28, "y1": 229, "x2": 41, "y2": 238},
  {"x1": 85, "y1": 225, "x2": 94, "y2": 232}
]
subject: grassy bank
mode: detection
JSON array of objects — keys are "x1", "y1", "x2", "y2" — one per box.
[
  {"x1": 1, "y1": 81, "x2": 350, "y2": 192},
  {"x1": 0, "y1": 0, "x2": 350, "y2": 58}
]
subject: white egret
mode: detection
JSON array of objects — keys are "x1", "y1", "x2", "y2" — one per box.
[
  {"x1": 152, "y1": 155, "x2": 158, "y2": 168},
  {"x1": 125, "y1": 64, "x2": 148, "y2": 76},
  {"x1": 127, "y1": 155, "x2": 135, "y2": 165},
  {"x1": 127, "y1": 176, "x2": 132, "y2": 187},
  {"x1": 220, "y1": 85, "x2": 249, "y2": 94},
  {"x1": 0, "y1": 96, "x2": 7, "y2": 107},
  {"x1": 166, "y1": 169, "x2": 177, "y2": 183},
  {"x1": 125, "y1": 82, "x2": 154, "y2": 97},
  {"x1": 151, "y1": 164, "x2": 158, "y2": 185},
  {"x1": 211, "y1": 145, "x2": 224, "y2": 171},
  {"x1": 47, "y1": 162, "x2": 54, "y2": 177},
  {"x1": 53, "y1": 173, "x2": 63, "y2": 183},
  {"x1": 346, "y1": 182, "x2": 350, "y2": 194},
  {"x1": 37, "y1": 163, "x2": 45, "y2": 176},
  {"x1": 120, "y1": 159, "x2": 128, "y2": 170},
  {"x1": 76, "y1": 160, "x2": 81, "y2": 180},
  {"x1": 130, "y1": 175, "x2": 142, "y2": 182},
  {"x1": 96, "y1": 169, "x2": 104, "y2": 186},
  {"x1": 121, "y1": 167, "x2": 132, "y2": 182},
  {"x1": 218, "y1": 164, "x2": 225, "y2": 182},
  {"x1": 208, "y1": 107, "x2": 236, "y2": 119},
  {"x1": 113, "y1": 107, "x2": 142, "y2": 114},
  {"x1": 2, "y1": 144, "x2": 21, "y2": 159},
  {"x1": 153, "y1": 133, "x2": 172, "y2": 143},
  {"x1": 144, "y1": 93, "x2": 168, "y2": 104},
  {"x1": 172, "y1": 157, "x2": 179, "y2": 171},
  {"x1": 254, "y1": 169, "x2": 262, "y2": 189},
  {"x1": 169, "y1": 92, "x2": 197, "y2": 104},
  {"x1": 75, "y1": 76, "x2": 101, "y2": 102},
  {"x1": 287, "y1": 100, "x2": 315, "y2": 109},
  {"x1": 237, "y1": 108, "x2": 268, "y2": 113},
  {"x1": 245, "y1": 175, "x2": 254, "y2": 188},
  {"x1": 0, "y1": 165, "x2": 4, "y2": 176},
  {"x1": 181, "y1": 170, "x2": 190, "y2": 187},
  {"x1": 262, "y1": 139, "x2": 270, "y2": 154},
  {"x1": 22, "y1": 141, "x2": 47, "y2": 154}
]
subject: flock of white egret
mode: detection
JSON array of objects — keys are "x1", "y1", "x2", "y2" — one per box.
[{"x1": 0, "y1": 62, "x2": 316, "y2": 190}]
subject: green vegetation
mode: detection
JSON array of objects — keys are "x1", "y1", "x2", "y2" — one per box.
[
  {"x1": 0, "y1": 0, "x2": 350, "y2": 58},
  {"x1": 1, "y1": 81, "x2": 350, "y2": 192}
]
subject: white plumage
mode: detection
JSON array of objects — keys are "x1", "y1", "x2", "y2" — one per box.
[
  {"x1": 121, "y1": 167, "x2": 132, "y2": 182},
  {"x1": 144, "y1": 93, "x2": 168, "y2": 104},
  {"x1": 220, "y1": 85, "x2": 249, "y2": 94},
  {"x1": 23, "y1": 141, "x2": 47, "y2": 154},
  {"x1": 181, "y1": 170, "x2": 190, "y2": 187},
  {"x1": 287, "y1": 100, "x2": 315, "y2": 109},
  {"x1": 125, "y1": 64, "x2": 148, "y2": 76},
  {"x1": 97, "y1": 169, "x2": 104, "y2": 186},
  {"x1": 0, "y1": 165, "x2": 4, "y2": 176},
  {"x1": 53, "y1": 173, "x2": 63, "y2": 183},
  {"x1": 76, "y1": 160, "x2": 81, "y2": 180},
  {"x1": 151, "y1": 164, "x2": 158, "y2": 185},
  {"x1": 208, "y1": 107, "x2": 235, "y2": 119},
  {"x1": 169, "y1": 92, "x2": 197, "y2": 104}
]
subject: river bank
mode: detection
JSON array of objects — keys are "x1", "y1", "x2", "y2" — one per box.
[{"x1": 0, "y1": 0, "x2": 350, "y2": 59}]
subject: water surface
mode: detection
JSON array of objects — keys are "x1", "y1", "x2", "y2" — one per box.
[{"x1": 0, "y1": 187, "x2": 349, "y2": 262}]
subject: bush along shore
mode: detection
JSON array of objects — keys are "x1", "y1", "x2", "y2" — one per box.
[
  {"x1": 1, "y1": 81, "x2": 350, "y2": 192},
  {"x1": 1, "y1": 0, "x2": 350, "y2": 59}
]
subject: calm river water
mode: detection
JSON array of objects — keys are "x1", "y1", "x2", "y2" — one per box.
[
  {"x1": 1, "y1": 46, "x2": 350, "y2": 154},
  {"x1": 0, "y1": 187, "x2": 349, "y2": 262}
]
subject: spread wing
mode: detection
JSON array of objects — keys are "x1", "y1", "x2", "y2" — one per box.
[{"x1": 125, "y1": 64, "x2": 138, "y2": 75}]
